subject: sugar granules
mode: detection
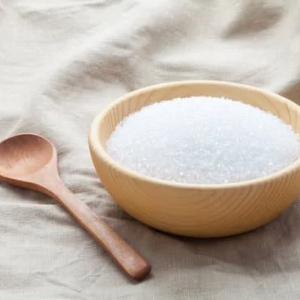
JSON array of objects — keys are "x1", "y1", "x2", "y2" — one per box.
[{"x1": 106, "y1": 97, "x2": 300, "y2": 184}]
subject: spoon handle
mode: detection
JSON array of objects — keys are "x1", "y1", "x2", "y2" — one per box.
[{"x1": 51, "y1": 181, "x2": 151, "y2": 281}]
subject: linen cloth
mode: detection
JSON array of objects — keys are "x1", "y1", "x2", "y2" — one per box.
[{"x1": 1, "y1": 0, "x2": 300, "y2": 299}]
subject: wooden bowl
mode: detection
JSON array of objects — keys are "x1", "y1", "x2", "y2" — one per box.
[{"x1": 89, "y1": 81, "x2": 300, "y2": 237}]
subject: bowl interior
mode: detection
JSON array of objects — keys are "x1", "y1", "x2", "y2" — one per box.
[{"x1": 98, "y1": 82, "x2": 300, "y2": 154}]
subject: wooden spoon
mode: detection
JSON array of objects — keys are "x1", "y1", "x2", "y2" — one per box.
[{"x1": 0, "y1": 133, "x2": 151, "y2": 281}]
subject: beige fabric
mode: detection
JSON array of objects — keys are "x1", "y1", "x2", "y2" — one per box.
[{"x1": 1, "y1": 0, "x2": 300, "y2": 299}]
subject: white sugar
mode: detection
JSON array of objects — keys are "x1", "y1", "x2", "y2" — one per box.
[{"x1": 106, "y1": 97, "x2": 300, "y2": 184}]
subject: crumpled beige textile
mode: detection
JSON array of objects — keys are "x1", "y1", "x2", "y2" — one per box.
[{"x1": 1, "y1": 0, "x2": 300, "y2": 299}]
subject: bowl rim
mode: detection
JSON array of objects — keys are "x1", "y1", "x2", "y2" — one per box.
[{"x1": 89, "y1": 80, "x2": 300, "y2": 190}]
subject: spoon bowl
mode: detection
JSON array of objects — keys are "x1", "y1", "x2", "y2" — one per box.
[{"x1": 0, "y1": 134, "x2": 54, "y2": 178}]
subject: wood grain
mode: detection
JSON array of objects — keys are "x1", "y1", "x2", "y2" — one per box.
[{"x1": 89, "y1": 81, "x2": 300, "y2": 237}]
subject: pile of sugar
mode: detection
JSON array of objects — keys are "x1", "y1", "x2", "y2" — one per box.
[{"x1": 106, "y1": 97, "x2": 300, "y2": 184}]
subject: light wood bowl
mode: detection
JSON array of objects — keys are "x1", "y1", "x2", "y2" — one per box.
[{"x1": 89, "y1": 81, "x2": 300, "y2": 237}]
